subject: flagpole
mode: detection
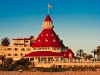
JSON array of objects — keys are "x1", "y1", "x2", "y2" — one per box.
[{"x1": 48, "y1": 3, "x2": 49, "y2": 14}]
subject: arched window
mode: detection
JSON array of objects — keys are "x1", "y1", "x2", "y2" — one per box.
[
  {"x1": 15, "y1": 54, "x2": 18, "y2": 56},
  {"x1": 27, "y1": 48, "x2": 31, "y2": 51},
  {"x1": 8, "y1": 54, "x2": 11, "y2": 56},
  {"x1": 21, "y1": 48, "x2": 25, "y2": 51},
  {"x1": 20, "y1": 53, "x2": 23, "y2": 56},
  {"x1": 14, "y1": 48, "x2": 18, "y2": 51}
]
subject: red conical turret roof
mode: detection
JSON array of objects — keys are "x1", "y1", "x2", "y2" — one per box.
[
  {"x1": 32, "y1": 15, "x2": 65, "y2": 48},
  {"x1": 44, "y1": 14, "x2": 52, "y2": 22},
  {"x1": 32, "y1": 29, "x2": 65, "y2": 48}
]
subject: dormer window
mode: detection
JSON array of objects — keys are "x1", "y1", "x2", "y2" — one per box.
[
  {"x1": 38, "y1": 40, "x2": 41, "y2": 42},
  {"x1": 45, "y1": 39, "x2": 48, "y2": 42},
  {"x1": 53, "y1": 39, "x2": 56, "y2": 42},
  {"x1": 46, "y1": 34, "x2": 48, "y2": 36},
  {"x1": 51, "y1": 34, "x2": 53, "y2": 36},
  {"x1": 69, "y1": 53, "x2": 72, "y2": 58},
  {"x1": 41, "y1": 34, "x2": 43, "y2": 36}
]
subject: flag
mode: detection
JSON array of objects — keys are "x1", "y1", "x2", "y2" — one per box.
[{"x1": 48, "y1": 3, "x2": 52, "y2": 8}]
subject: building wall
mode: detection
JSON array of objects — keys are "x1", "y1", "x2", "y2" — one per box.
[
  {"x1": 0, "y1": 46, "x2": 34, "y2": 61},
  {"x1": 29, "y1": 57, "x2": 100, "y2": 68},
  {"x1": 12, "y1": 39, "x2": 30, "y2": 47}
]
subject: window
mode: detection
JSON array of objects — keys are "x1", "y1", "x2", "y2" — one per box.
[
  {"x1": 20, "y1": 53, "x2": 23, "y2": 56},
  {"x1": 57, "y1": 48, "x2": 59, "y2": 50},
  {"x1": 27, "y1": 48, "x2": 31, "y2": 51},
  {"x1": 25, "y1": 40, "x2": 28, "y2": 43},
  {"x1": 15, "y1": 40, "x2": 20, "y2": 42},
  {"x1": 45, "y1": 39, "x2": 48, "y2": 42},
  {"x1": 39, "y1": 48, "x2": 41, "y2": 50},
  {"x1": 51, "y1": 34, "x2": 53, "y2": 36},
  {"x1": 53, "y1": 39, "x2": 56, "y2": 42},
  {"x1": 14, "y1": 48, "x2": 18, "y2": 51},
  {"x1": 15, "y1": 54, "x2": 18, "y2": 56},
  {"x1": 4, "y1": 49, "x2": 7, "y2": 50},
  {"x1": 54, "y1": 48, "x2": 56, "y2": 50},
  {"x1": 24, "y1": 44, "x2": 28, "y2": 47},
  {"x1": 41, "y1": 34, "x2": 43, "y2": 36},
  {"x1": 8, "y1": 54, "x2": 11, "y2": 56},
  {"x1": 46, "y1": 34, "x2": 48, "y2": 36},
  {"x1": 38, "y1": 40, "x2": 41, "y2": 42},
  {"x1": 21, "y1": 48, "x2": 25, "y2": 51},
  {"x1": 42, "y1": 48, "x2": 44, "y2": 50}
]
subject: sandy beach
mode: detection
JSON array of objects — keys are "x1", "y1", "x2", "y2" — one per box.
[{"x1": 0, "y1": 71, "x2": 100, "y2": 75}]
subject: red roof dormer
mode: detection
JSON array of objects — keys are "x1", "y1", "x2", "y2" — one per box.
[
  {"x1": 64, "y1": 49, "x2": 76, "y2": 58},
  {"x1": 44, "y1": 14, "x2": 52, "y2": 22}
]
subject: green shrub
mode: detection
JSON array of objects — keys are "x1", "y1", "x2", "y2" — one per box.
[
  {"x1": 0, "y1": 67, "x2": 8, "y2": 71},
  {"x1": 36, "y1": 68, "x2": 66, "y2": 72}
]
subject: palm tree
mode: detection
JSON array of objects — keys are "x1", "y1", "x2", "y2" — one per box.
[
  {"x1": 1, "y1": 37, "x2": 10, "y2": 46},
  {"x1": 91, "y1": 49, "x2": 97, "y2": 61},
  {"x1": 96, "y1": 48, "x2": 100, "y2": 61},
  {"x1": 76, "y1": 49, "x2": 84, "y2": 61}
]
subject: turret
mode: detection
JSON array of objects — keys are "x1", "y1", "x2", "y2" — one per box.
[{"x1": 42, "y1": 15, "x2": 54, "y2": 29}]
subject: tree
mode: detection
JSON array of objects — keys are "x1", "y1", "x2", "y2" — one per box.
[
  {"x1": 96, "y1": 48, "x2": 100, "y2": 60},
  {"x1": 0, "y1": 55, "x2": 6, "y2": 66},
  {"x1": 30, "y1": 36, "x2": 34, "y2": 39},
  {"x1": 76, "y1": 49, "x2": 84, "y2": 61},
  {"x1": 91, "y1": 49, "x2": 97, "y2": 60},
  {"x1": 87, "y1": 54, "x2": 93, "y2": 60},
  {"x1": 30, "y1": 36, "x2": 34, "y2": 46},
  {"x1": 1, "y1": 37, "x2": 10, "y2": 46},
  {"x1": 5, "y1": 58, "x2": 14, "y2": 67},
  {"x1": 82, "y1": 53, "x2": 88, "y2": 61},
  {"x1": 14, "y1": 58, "x2": 31, "y2": 67}
]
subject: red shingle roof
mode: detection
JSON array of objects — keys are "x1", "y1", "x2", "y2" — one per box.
[
  {"x1": 23, "y1": 49, "x2": 76, "y2": 58},
  {"x1": 64, "y1": 49, "x2": 76, "y2": 58},
  {"x1": 44, "y1": 14, "x2": 52, "y2": 22},
  {"x1": 31, "y1": 29, "x2": 65, "y2": 48},
  {"x1": 23, "y1": 51, "x2": 64, "y2": 57}
]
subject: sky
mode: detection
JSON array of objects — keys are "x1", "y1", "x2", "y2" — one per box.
[{"x1": 0, "y1": 0, "x2": 100, "y2": 55}]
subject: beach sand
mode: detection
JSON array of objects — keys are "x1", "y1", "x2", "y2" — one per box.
[{"x1": 0, "y1": 71, "x2": 100, "y2": 75}]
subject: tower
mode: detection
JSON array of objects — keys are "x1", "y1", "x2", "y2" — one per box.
[
  {"x1": 32, "y1": 14, "x2": 66, "y2": 52},
  {"x1": 42, "y1": 14, "x2": 54, "y2": 29}
]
